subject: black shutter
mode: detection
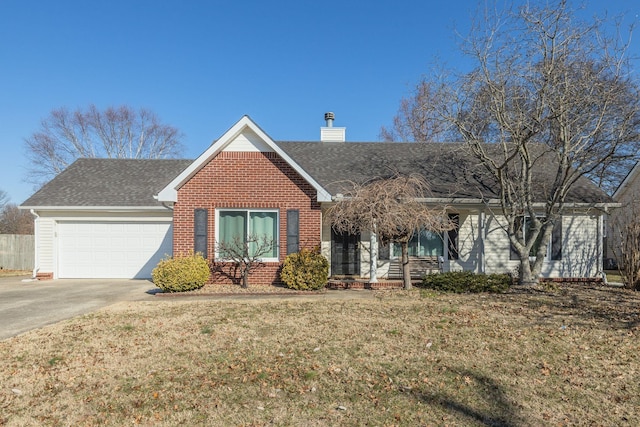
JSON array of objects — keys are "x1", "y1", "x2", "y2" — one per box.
[
  {"x1": 286, "y1": 209, "x2": 299, "y2": 254},
  {"x1": 447, "y1": 213, "x2": 459, "y2": 260},
  {"x1": 194, "y1": 208, "x2": 208, "y2": 258},
  {"x1": 551, "y1": 218, "x2": 562, "y2": 260}
]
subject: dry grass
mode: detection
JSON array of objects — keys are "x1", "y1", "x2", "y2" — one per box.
[
  {"x1": 0, "y1": 270, "x2": 30, "y2": 278},
  {"x1": 1, "y1": 284, "x2": 638, "y2": 426}
]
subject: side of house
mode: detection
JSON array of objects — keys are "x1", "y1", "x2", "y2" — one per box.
[
  {"x1": 320, "y1": 208, "x2": 603, "y2": 281},
  {"x1": 607, "y1": 161, "x2": 640, "y2": 267}
]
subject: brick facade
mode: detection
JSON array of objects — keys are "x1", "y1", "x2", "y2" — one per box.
[{"x1": 173, "y1": 151, "x2": 322, "y2": 285}]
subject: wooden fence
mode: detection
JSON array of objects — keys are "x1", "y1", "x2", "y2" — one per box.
[{"x1": 0, "y1": 234, "x2": 34, "y2": 271}]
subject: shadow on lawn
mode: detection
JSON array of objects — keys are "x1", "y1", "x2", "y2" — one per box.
[
  {"x1": 411, "y1": 368, "x2": 522, "y2": 427},
  {"x1": 510, "y1": 284, "x2": 640, "y2": 330}
]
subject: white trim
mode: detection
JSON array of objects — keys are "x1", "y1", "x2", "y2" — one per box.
[
  {"x1": 48, "y1": 216, "x2": 173, "y2": 222},
  {"x1": 613, "y1": 161, "x2": 639, "y2": 200},
  {"x1": 414, "y1": 198, "x2": 618, "y2": 209},
  {"x1": 20, "y1": 206, "x2": 171, "y2": 211},
  {"x1": 214, "y1": 208, "x2": 280, "y2": 262},
  {"x1": 157, "y1": 116, "x2": 332, "y2": 203}
]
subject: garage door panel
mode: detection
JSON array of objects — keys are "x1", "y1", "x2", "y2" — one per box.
[{"x1": 58, "y1": 222, "x2": 173, "y2": 279}]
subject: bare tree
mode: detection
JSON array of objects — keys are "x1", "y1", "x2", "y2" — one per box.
[
  {"x1": 0, "y1": 204, "x2": 34, "y2": 234},
  {"x1": 387, "y1": 1, "x2": 640, "y2": 285},
  {"x1": 614, "y1": 216, "x2": 640, "y2": 291},
  {"x1": 325, "y1": 174, "x2": 455, "y2": 290},
  {"x1": 24, "y1": 105, "x2": 184, "y2": 186},
  {"x1": 0, "y1": 190, "x2": 8, "y2": 211},
  {"x1": 609, "y1": 186, "x2": 640, "y2": 290},
  {"x1": 214, "y1": 235, "x2": 275, "y2": 289},
  {"x1": 380, "y1": 80, "x2": 455, "y2": 143}
]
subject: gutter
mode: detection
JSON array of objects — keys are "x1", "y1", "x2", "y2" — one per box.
[{"x1": 19, "y1": 205, "x2": 171, "y2": 211}]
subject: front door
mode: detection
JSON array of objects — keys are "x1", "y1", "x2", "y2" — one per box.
[{"x1": 331, "y1": 229, "x2": 360, "y2": 276}]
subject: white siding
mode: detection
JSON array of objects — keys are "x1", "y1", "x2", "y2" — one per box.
[
  {"x1": 483, "y1": 213, "x2": 515, "y2": 274},
  {"x1": 482, "y1": 212, "x2": 601, "y2": 278},
  {"x1": 561, "y1": 214, "x2": 600, "y2": 277},
  {"x1": 36, "y1": 217, "x2": 55, "y2": 275},
  {"x1": 452, "y1": 212, "x2": 482, "y2": 273},
  {"x1": 223, "y1": 129, "x2": 274, "y2": 152},
  {"x1": 320, "y1": 127, "x2": 346, "y2": 142},
  {"x1": 321, "y1": 207, "x2": 602, "y2": 279}
]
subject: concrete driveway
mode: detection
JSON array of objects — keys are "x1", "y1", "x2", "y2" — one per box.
[{"x1": 0, "y1": 276, "x2": 158, "y2": 340}]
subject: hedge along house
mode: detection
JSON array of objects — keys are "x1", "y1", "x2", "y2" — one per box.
[{"x1": 21, "y1": 115, "x2": 614, "y2": 283}]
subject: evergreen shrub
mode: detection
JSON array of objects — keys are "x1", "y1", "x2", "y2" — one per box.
[
  {"x1": 421, "y1": 271, "x2": 511, "y2": 293},
  {"x1": 152, "y1": 252, "x2": 210, "y2": 293},
  {"x1": 280, "y1": 248, "x2": 329, "y2": 291}
]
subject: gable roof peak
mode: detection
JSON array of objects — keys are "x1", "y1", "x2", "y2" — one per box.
[{"x1": 156, "y1": 116, "x2": 331, "y2": 203}]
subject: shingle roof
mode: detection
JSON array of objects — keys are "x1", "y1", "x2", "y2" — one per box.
[
  {"x1": 21, "y1": 142, "x2": 612, "y2": 208},
  {"x1": 21, "y1": 158, "x2": 193, "y2": 207},
  {"x1": 276, "y1": 141, "x2": 612, "y2": 204}
]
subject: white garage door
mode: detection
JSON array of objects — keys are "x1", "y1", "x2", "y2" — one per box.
[{"x1": 58, "y1": 222, "x2": 173, "y2": 279}]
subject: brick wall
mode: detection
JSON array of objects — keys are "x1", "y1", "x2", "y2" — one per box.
[{"x1": 173, "y1": 151, "x2": 322, "y2": 285}]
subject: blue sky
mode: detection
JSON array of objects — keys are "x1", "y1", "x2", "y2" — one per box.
[{"x1": 1, "y1": 0, "x2": 638, "y2": 204}]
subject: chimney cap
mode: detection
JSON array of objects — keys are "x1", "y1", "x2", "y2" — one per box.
[{"x1": 324, "y1": 112, "x2": 335, "y2": 121}]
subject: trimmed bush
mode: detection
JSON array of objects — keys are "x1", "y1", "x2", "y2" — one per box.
[
  {"x1": 421, "y1": 271, "x2": 511, "y2": 293},
  {"x1": 152, "y1": 252, "x2": 210, "y2": 293},
  {"x1": 281, "y1": 248, "x2": 329, "y2": 291}
]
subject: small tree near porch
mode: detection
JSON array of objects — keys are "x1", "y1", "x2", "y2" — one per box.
[
  {"x1": 215, "y1": 235, "x2": 275, "y2": 288},
  {"x1": 325, "y1": 174, "x2": 455, "y2": 290}
]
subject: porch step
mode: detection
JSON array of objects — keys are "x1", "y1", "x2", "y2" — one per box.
[{"x1": 387, "y1": 256, "x2": 443, "y2": 279}]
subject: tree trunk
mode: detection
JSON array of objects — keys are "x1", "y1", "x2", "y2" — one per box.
[
  {"x1": 241, "y1": 265, "x2": 249, "y2": 289},
  {"x1": 518, "y1": 257, "x2": 538, "y2": 286},
  {"x1": 401, "y1": 242, "x2": 412, "y2": 290}
]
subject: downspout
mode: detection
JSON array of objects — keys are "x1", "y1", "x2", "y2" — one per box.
[
  {"x1": 30, "y1": 209, "x2": 39, "y2": 279},
  {"x1": 479, "y1": 210, "x2": 486, "y2": 274},
  {"x1": 598, "y1": 213, "x2": 605, "y2": 283}
]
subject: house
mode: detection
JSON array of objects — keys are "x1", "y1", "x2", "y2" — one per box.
[
  {"x1": 20, "y1": 115, "x2": 613, "y2": 283},
  {"x1": 606, "y1": 161, "x2": 640, "y2": 267}
]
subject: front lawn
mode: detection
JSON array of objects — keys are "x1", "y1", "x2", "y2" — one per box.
[{"x1": 1, "y1": 284, "x2": 638, "y2": 426}]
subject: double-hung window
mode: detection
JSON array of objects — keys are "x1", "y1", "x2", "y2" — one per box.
[
  {"x1": 216, "y1": 209, "x2": 279, "y2": 260},
  {"x1": 510, "y1": 216, "x2": 562, "y2": 260}
]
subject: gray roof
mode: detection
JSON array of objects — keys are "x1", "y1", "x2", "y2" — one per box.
[
  {"x1": 21, "y1": 158, "x2": 193, "y2": 207},
  {"x1": 276, "y1": 141, "x2": 612, "y2": 204},
  {"x1": 21, "y1": 142, "x2": 611, "y2": 208}
]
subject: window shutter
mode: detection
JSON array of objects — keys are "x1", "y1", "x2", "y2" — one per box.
[
  {"x1": 286, "y1": 209, "x2": 299, "y2": 254},
  {"x1": 551, "y1": 218, "x2": 562, "y2": 260},
  {"x1": 194, "y1": 208, "x2": 208, "y2": 258},
  {"x1": 447, "y1": 213, "x2": 459, "y2": 260}
]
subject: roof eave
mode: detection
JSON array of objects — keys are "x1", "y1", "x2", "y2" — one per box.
[{"x1": 20, "y1": 205, "x2": 172, "y2": 211}]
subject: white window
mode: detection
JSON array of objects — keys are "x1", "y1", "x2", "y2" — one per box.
[
  {"x1": 392, "y1": 230, "x2": 444, "y2": 257},
  {"x1": 517, "y1": 216, "x2": 562, "y2": 261},
  {"x1": 216, "y1": 209, "x2": 279, "y2": 260}
]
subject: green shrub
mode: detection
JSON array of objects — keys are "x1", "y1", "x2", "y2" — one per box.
[
  {"x1": 421, "y1": 271, "x2": 511, "y2": 293},
  {"x1": 152, "y1": 252, "x2": 210, "y2": 293},
  {"x1": 280, "y1": 248, "x2": 329, "y2": 291}
]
